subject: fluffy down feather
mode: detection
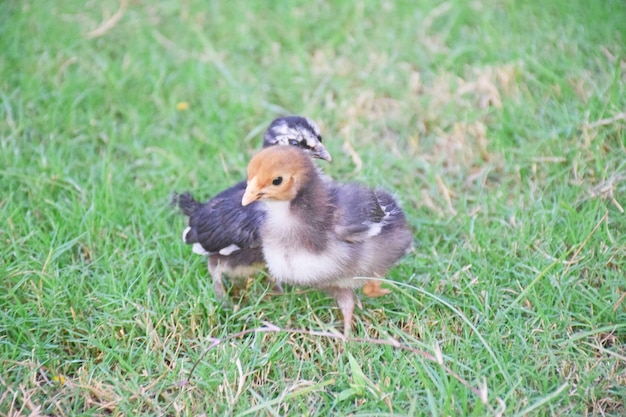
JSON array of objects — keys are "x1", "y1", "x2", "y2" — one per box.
[{"x1": 242, "y1": 146, "x2": 413, "y2": 335}]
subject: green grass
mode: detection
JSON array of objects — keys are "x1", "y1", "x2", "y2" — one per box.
[{"x1": 2, "y1": 0, "x2": 625, "y2": 415}]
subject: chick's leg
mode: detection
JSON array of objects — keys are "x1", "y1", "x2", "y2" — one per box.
[
  {"x1": 271, "y1": 280, "x2": 284, "y2": 293},
  {"x1": 331, "y1": 288, "x2": 356, "y2": 337},
  {"x1": 208, "y1": 256, "x2": 226, "y2": 300}
]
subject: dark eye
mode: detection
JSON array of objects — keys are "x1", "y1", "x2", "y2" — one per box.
[
  {"x1": 272, "y1": 176, "x2": 283, "y2": 186},
  {"x1": 317, "y1": 135, "x2": 323, "y2": 143},
  {"x1": 288, "y1": 139, "x2": 299, "y2": 146}
]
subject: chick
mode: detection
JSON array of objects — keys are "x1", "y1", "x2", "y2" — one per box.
[
  {"x1": 175, "y1": 116, "x2": 331, "y2": 299},
  {"x1": 242, "y1": 146, "x2": 412, "y2": 336}
]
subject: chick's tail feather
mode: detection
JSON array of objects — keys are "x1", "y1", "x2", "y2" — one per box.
[{"x1": 172, "y1": 191, "x2": 200, "y2": 216}]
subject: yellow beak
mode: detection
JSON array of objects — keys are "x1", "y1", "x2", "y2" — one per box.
[{"x1": 241, "y1": 177, "x2": 261, "y2": 206}]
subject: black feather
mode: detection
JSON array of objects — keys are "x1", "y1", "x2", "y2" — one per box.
[
  {"x1": 177, "y1": 181, "x2": 266, "y2": 253},
  {"x1": 174, "y1": 191, "x2": 201, "y2": 217}
]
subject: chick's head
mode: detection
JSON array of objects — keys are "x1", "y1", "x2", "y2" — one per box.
[
  {"x1": 242, "y1": 146, "x2": 313, "y2": 206},
  {"x1": 262, "y1": 116, "x2": 332, "y2": 161}
]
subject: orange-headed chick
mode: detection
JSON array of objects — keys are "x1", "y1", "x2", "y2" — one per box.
[{"x1": 242, "y1": 146, "x2": 412, "y2": 336}]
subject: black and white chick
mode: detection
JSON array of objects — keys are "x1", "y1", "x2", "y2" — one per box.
[
  {"x1": 241, "y1": 145, "x2": 413, "y2": 336},
  {"x1": 175, "y1": 116, "x2": 332, "y2": 300}
]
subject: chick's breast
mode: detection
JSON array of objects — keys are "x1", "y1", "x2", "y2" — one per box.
[{"x1": 260, "y1": 200, "x2": 361, "y2": 287}]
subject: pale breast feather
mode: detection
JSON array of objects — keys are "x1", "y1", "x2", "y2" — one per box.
[
  {"x1": 262, "y1": 238, "x2": 352, "y2": 285},
  {"x1": 261, "y1": 200, "x2": 352, "y2": 284}
]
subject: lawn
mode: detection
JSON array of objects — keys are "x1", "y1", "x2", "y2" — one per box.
[{"x1": 1, "y1": 0, "x2": 625, "y2": 415}]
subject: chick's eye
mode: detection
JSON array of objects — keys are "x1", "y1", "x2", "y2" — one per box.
[
  {"x1": 288, "y1": 139, "x2": 299, "y2": 146},
  {"x1": 272, "y1": 176, "x2": 283, "y2": 186}
]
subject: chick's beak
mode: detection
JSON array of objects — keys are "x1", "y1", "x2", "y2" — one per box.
[
  {"x1": 313, "y1": 144, "x2": 332, "y2": 162},
  {"x1": 242, "y1": 177, "x2": 261, "y2": 206}
]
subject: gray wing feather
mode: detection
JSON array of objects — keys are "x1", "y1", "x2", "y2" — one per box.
[{"x1": 332, "y1": 184, "x2": 399, "y2": 243}]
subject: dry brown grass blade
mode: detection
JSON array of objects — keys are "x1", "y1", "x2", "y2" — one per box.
[
  {"x1": 342, "y1": 139, "x2": 363, "y2": 173},
  {"x1": 585, "y1": 173, "x2": 626, "y2": 213},
  {"x1": 436, "y1": 175, "x2": 457, "y2": 215},
  {"x1": 600, "y1": 46, "x2": 626, "y2": 71},
  {"x1": 86, "y1": 0, "x2": 129, "y2": 39},
  {"x1": 586, "y1": 112, "x2": 626, "y2": 130},
  {"x1": 581, "y1": 111, "x2": 626, "y2": 147},
  {"x1": 613, "y1": 291, "x2": 626, "y2": 312}
]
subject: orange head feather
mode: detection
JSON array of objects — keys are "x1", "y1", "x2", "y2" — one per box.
[{"x1": 241, "y1": 146, "x2": 315, "y2": 206}]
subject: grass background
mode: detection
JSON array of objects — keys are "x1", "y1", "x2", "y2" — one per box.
[{"x1": 1, "y1": 0, "x2": 625, "y2": 415}]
